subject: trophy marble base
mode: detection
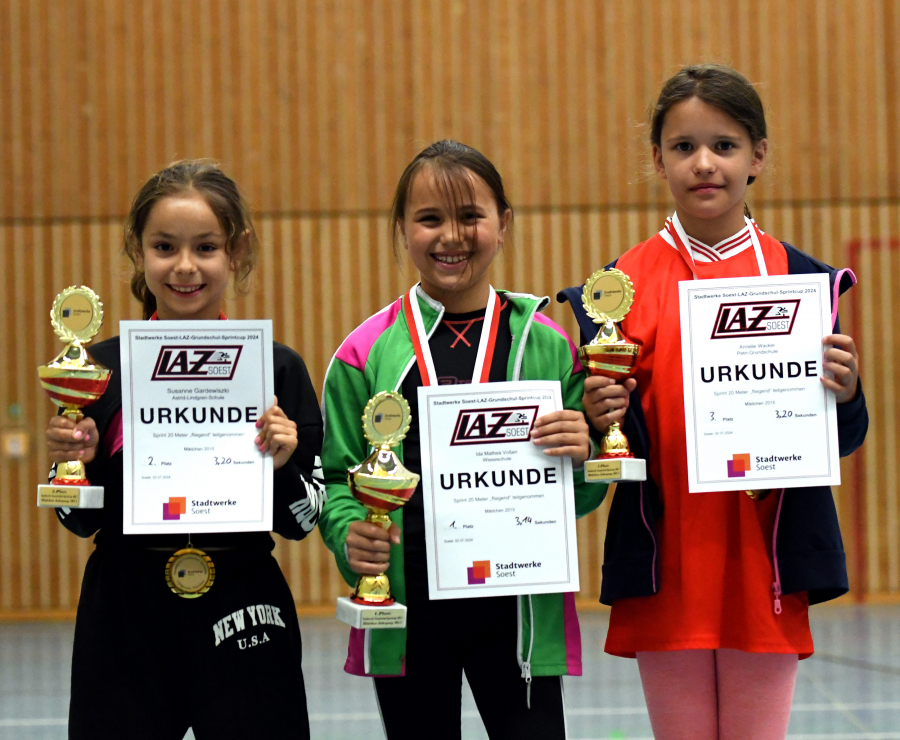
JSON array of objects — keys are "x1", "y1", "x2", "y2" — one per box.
[
  {"x1": 336, "y1": 596, "x2": 407, "y2": 629},
  {"x1": 584, "y1": 457, "x2": 646, "y2": 483},
  {"x1": 36, "y1": 484, "x2": 104, "y2": 508}
]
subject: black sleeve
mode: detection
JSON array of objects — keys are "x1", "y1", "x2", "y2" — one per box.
[
  {"x1": 52, "y1": 337, "x2": 122, "y2": 540},
  {"x1": 53, "y1": 461, "x2": 105, "y2": 538},
  {"x1": 270, "y1": 342, "x2": 326, "y2": 541}
]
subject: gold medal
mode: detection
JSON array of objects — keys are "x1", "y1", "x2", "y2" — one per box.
[{"x1": 165, "y1": 547, "x2": 215, "y2": 598}]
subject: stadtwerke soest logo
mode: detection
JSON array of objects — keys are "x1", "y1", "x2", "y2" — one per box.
[
  {"x1": 467, "y1": 560, "x2": 491, "y2": 585},
  {"x1": 163, "y1": 497, "x2": 186, "y2": 520},
  {"x1": 727, "y1": 453, "x2": 751, "y2": 478}
]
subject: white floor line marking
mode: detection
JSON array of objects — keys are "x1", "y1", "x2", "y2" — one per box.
[
  {"x1": 305, "y1": 701, "x2": 900, "y2": 721},
  {"x1": 801, "y1": 670, "x2": 877, "y2": 738},
  {"x1": 6, "y1": 701, "x2": 900, "y2": 728}
]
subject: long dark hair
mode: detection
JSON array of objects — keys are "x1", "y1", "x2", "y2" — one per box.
[{"x1": 123, "y1": 160, "x2": 259, "y2": 318}]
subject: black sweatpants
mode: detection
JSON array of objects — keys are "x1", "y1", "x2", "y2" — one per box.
[
  {"x1": 374, "y1": 594, "x2": 566, "y2": 740},
  {"x1": 68, "y1": 547, "x2": 309, "y2": 740}
]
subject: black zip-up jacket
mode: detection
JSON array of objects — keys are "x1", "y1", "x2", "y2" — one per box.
[
  {"x1": 557, "y1": 242, "x2": 868, "y2": 605},
  {"x1": 54, "y1": 336, "x2": 326, "y2": 551}
]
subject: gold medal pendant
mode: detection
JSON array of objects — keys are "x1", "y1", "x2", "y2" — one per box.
[{"x1": 165, "y1": 547, "x2": 215, "y2": 599}]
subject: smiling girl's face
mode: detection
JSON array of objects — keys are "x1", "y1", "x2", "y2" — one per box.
[
  {"x1": 140, "y1": 193, "x2": 235, "y2": 320},
  {"x1": 401, "y1": 166, "x2": 510, "y2": 314},
  {"x1": 652, "y1": 96, "x2": 767, "y2": 244}
]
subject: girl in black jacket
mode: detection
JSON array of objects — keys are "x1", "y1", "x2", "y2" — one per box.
[{"x1": 45, "y1": 160, "x2": 324, "y2": 740}]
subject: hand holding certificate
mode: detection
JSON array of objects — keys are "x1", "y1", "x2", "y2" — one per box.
[
  {"x1": 679, "y1": 274, "x2": 841, "y2": 493},
  {"x1": 120, "y1": 320, "x2": 275, "y2": 534},
  {"x1": 418, "y1": 381, "x2": 581, "y2": 599}
]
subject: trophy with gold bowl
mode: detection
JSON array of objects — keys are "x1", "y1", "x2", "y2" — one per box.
[
  {"x1": 578, "y1": 269, "x2": 647, "y2": 483},
  {"x1": 37, "y1": 286, "x2": 111, "y2": 508},
  {"x1": 336, "y1": 391, "x2": 419, "y2": 630}
]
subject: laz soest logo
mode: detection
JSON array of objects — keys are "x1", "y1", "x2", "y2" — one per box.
[
  {"x1": 151, "y1": 346, "x2": 243, "y2": 381},
  {"x1": 710, "y1": 299, "x2": 800, "y2": 340},
  {"x1": 450, "y1": 405, "x2": 539, "y2": 446}
]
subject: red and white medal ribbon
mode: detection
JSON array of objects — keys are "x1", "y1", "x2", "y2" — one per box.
[
  {"x1": 667, "y1": 212, "x2": 769, "y2": 280},
  {"x1": 403, "y1": 285, "x2": 501, "y2": 387}
]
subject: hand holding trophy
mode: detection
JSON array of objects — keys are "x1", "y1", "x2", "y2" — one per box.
[
  {"x1": 578, "y1": 269, "x2": 647, "y2": 483},
  {"x1": 336, "y1": 391, "x2": 419, "y2": 629},
  {"x1": 37, "y1": 286, "x2": 111, "y2": 508},
  {"x1": 38, "y1": 285, "x2": 111, "y2": 509}
]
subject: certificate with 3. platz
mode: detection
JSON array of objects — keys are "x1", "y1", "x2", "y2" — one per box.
[
  {"x1": 417, "y1": 381, "x2": 580, "y2": 599},
  {"x1": 678, "y1": 274, "x2": 840, "y2": 493},
  {"x1": 120, "y1": 320, "x2": 274, "y2": 534}
]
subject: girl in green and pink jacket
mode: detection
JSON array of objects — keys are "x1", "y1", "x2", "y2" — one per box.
[{"x1": 319, "y1": 140, "x2": 606, "y2": 740}]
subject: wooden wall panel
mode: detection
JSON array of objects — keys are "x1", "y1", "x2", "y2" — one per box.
[
  {"x1": 0, "y1": 0, "x2": 897, "y2": 613},
  {"x1": 2, "y1": 0, "x2": 898, "y2": 222}
]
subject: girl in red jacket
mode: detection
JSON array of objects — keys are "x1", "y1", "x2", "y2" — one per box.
[{"x1": 574, "y1": 65, "x2": 866, "y2": 740}]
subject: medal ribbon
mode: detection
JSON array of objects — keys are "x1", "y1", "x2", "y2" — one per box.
[
  {"x1": 403, "y1": 285, "x2": 501, "y2": 386},
  {"x1": 667, "y1": 212, "x2": 769, "y2": 280},
  {"x1": 148, "y1": 311, "x2": 225, "y2": 592}
]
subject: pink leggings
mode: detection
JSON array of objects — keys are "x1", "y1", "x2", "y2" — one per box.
[{"x1": 636, "y1": 649, "x2": 798, "y2": 740}]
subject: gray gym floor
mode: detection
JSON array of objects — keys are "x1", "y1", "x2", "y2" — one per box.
[{"x1": 0, "y1": 605, "x2": 897, "y2": 739}]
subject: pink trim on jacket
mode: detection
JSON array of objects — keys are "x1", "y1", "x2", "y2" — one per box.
[
  {"x1": 534, "y1": 313, "x2": 583, "y2": 374},
  {"x1": 344, "y1": 627, "x2": 367, "y2": 676},
  {"x1": 771, "y1": 488, "x2": 786, "y2": 615},
  {"x1": 563, "y1": 592, "x2": 583, "y2": 676},
  {"x1": 334, "y1": 299, "x2": 403, "y2": 372},
  {"x1": 638, "y1": 482, "x2": 658, "y2": 593},
  {"x1": 344, "y1": 626, "x2": 407, "y2": 677},
  {"x1": 831, "y1": 269, "x2": 857, "y2": 330}
]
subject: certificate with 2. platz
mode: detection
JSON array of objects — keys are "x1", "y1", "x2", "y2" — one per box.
[
  {"x1": 120, "y1": 320, "x2": 275, "y2": 534},
  {"x1": 418, "y1": 381, "x2": 580, "y2": 599},
  {"x1": 678, "y1": 274, "x2": 840, "y2": 493}
]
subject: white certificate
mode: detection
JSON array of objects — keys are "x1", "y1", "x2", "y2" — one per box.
[
  {"x1": 418, "y1": 381, "x2": 579, "y2": 599},
  {"x1": 679, "y1": 274, "x2": 840, "y2": 493},
  {"x1": 120, "y1": 321, "x2": 274, "y2": 534}
]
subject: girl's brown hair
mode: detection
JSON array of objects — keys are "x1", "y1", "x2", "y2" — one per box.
[
  {"x1": 389, "y1": 140, "x2": 513, "y2": 260},
  {"x1": 123, "y1": 160, "x2": 259, "y2": 318},
  {"x1": 650, "y1": 64, "x2": 767, "y2": 185}
]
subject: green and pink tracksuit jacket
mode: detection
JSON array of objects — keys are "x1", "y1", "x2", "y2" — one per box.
[{"x1": 319, "y1": 286, "x2": 608, "y2": 678}]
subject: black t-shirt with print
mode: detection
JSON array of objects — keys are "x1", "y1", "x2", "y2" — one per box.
[{"x1": 400, "y1": 300, "x2": 513, "y2": 599}]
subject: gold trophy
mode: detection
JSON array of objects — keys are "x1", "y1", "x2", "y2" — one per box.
[
  {"x1": 37, "y1": 287, "x2": 111, "y2": 508},
  {"x1": 336, "y1": 391, "x2": 419, "y2": 630},
  {"x1": 578, "y1": 269, "x2": 647, "y2": 483}
]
